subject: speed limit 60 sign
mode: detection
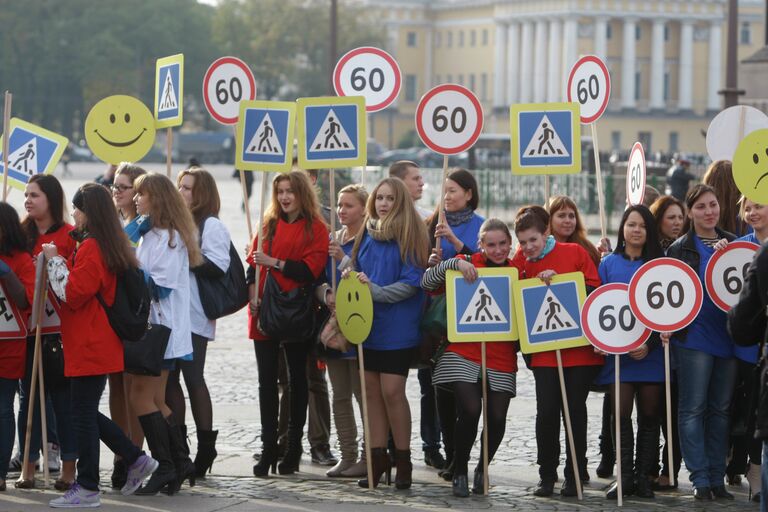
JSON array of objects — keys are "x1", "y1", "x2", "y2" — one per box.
[
  {"x1": 628, "y1": 257, "x2": 703, "y2": 332},
  {"x1": 567, "y1": 55, "x2": 611, "y2": 124},
  {"x1": 203, "y1": 57, "x2": 257, "y2": 125},
  {"x1": 582, "y1": 283, "x2": 651, "y2": 354},
  {"x1": 334, "y1": 47, "x2": 401, "y2": 113},
  {"x1": 705, "y1": 241, "x2": 759, "y2": 312},
  {"x1": 416, "y1": 84, "x2": 483, "y2": 155},
  {"x1": 626, "y1": 142, "x2": 646, "y2": 206}
]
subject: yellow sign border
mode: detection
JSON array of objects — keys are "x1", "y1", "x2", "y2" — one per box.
[
  {"x1": 154, "y1": 53, "x2": 184, "y2": 128},
  {"x1": 513, "y1": 271, "x2": 589, "y2": 354},
  {"x1": 235, "y1": 100, "x2": 296, "y2": 172},
  {"x1": 446, "y1": 267, "x2": 519, "y2": 343},
  {"x1": 0, "y1": 118, "x2": 69, "y2": 191},
  {"x1": 296, "y1": 96, "x2": 367, "y2": 169},
  {"x1": 510, "y1": 102, "x2": 581, "y2": 175}
]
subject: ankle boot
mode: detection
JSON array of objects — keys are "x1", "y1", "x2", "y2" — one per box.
[
  {"x1": 606, "y1": 417, "x2": 634, "y2": 499},
  {"x1": 394, "y1": 449, "x2": 412, "y2": 490},
  {"x1": 136, "y1": 412, "x2": 177, "y2": 495},
  {"x1": 166, "y1": 417, "x2": 196, "y2": 493},
  {"x1": 634, "y1": 415, "x2": 659, "y2": 498},
  {"x1": 357, "y1": 447, "x2": 392, "y2": 488},
  {"x1": 253, "y1": 441, "x2": 278, "y2": 477},
  {"x1": 194, "y1": 430, "x2": 218, "y2": 478},
  {"x1": 277, "y1": 431, "x2": 302, "y2": 475}
]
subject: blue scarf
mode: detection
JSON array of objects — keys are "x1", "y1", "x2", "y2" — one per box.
[{"x1": 527, "y1": 235, "x2": 556, "y2": 262}]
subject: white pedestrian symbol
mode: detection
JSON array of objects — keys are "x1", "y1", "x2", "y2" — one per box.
[
  {"x1": 159, "y1": 70, "x2": 178, "y2": 111},
  {"x1": 8, "y1": 138, "x2": 39, "y2": 176},
  {"x1": 523, "y1": 114, "x2": 570, "y2": 158},
  {"x1": 459, "y1": 281, "x2": 507, "y2": 325},
  {"x1": 309, "y1": 109, "x2": 355, "y2": 152},
  {"x1": 531, "y1": 288, "x2": 577, "y2": 334},
  {"x1": 245, "y1": 114, "x2": 283, "y2": 156}
]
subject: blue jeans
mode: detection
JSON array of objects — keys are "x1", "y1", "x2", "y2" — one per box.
[
  {"x1": 418, "y1": 368, "x2": 441, "y2": 452},
  {"x1": 70, "y1": 375, "x2": 142, "y2": 491},
  {"x1": 0, "y1": 378, "x2": 17, "y2": 479},
  {"x1": 674, "y1": 345, "x2": 737, "y2": 489}
]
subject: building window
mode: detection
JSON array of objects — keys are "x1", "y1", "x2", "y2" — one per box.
[
  {"x1": 447, "y1": 31, "x2": 453, "y2": 47},
  {"x1": 606, "y1": 23, "x2": 612, "y2": 39},
  {"x1": 435, "y1": 32, "x2": 442, "y2": 47},
  {"x1": 669, "y1": 131, "x2": 679, "y2": 153},
  {"x1": 481, "y1": 73, "x2": 488, "y2": 101},
  {"x1": 740, "y1": 22, "x2": 751, "y2": 44},
  {"x1": 639, "y1": 131, "x2": 652, "y2": 153},
  {"x1": 405, "y1": 74, "x2": 417, "y2": 102},
  {"x1": 635, "y1": 24, "x2": 641, "y2": 41},
  {"x1": 663, "y1": 71, "x2": 670, "y2": 101},
  {"x1": 469, "y1": 74, "x2": 476, "y2": 91},
  {"x1": 611, "y1": 131, "x2": 621, "y2": 151},
  {"x1": 664, "y1": 25, "x2": 670, "y2": 41},
  {"x1": 407, "y1": 32, "x2": 417, "y2": 47},
  {"x1": 446, "y1": 73, "x2": 453, "y2": 83},
  {"x1": 470, "y1": 30, "x2": 476, "y2": 46},
  {"x1": 482, "y1": 29, "x2": 489, "y2": 45},
  {"x1": 458, "y1": 74, "x2": 464, "y2": 86},
  {"x1": 459, "y1": 31, "x2": 465, "y2": 47},
  {"x1": 435, "y1": 74, "x2": 441, "y2": 85},
  {"x1": 635, "y1": 72, "x2": 641, "y2": 101}
]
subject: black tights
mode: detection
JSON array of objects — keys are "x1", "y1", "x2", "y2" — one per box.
[
  {"x1": 452, "y1": 381, "x2": 512, "y2": 476},
  {"x1": 609, "y1": 382, "x2": 661, "y2": 420},
  {"x1": 166, "y1": 334, "x2": 213, "y2": 431}
]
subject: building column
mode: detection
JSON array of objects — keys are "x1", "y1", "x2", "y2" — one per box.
[
  {"x1": 650, "y1": 19, "x2": 665, "y2": 109},
  {"x1": 520, "y1": 21, "x2": 534, "y2": 103},
  {"x1": 424, "y1": 27, "x2": 433, "y2": 92},
  {"x1": 507, "y1": 22, "x2": 520, "y2": 104},
  {"x1": 493, "y1": 22, "x2": 508, "y2": 107},
  {"x1": 547, "y1": 19, "x2": 562, "y2": 102},
  {"x1": 533, "y1": 20, "x2": 548, "y2": 103},
  {"x1": 621, "y1": 18, "x2": 637, "y2": 109},
  {"x1": 563, "y1": 18, "x2": 579, "y2": 87},
  {"x1": 678, "y1": 20, "x2": 694, "y2": 110},
  {"x1": 594, "y1": 17, "x2": 608, "y2": 61},
  {"x1": 708, "y1": 21, "x2": 722, "y2": 111}
]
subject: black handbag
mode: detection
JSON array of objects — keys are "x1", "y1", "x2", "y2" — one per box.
[
  {"x1": 123, "y1": 323, "x2": 171, "y2": 376},
  {"x1": 258, "y1": 271, "x2": 315, "y2": 343},
  {"x1": 196, "y1": 219, "x2": 248, "y2": 320},
  {"x1": 41, "y1": 334, "x2": 67, "y2": 388}
]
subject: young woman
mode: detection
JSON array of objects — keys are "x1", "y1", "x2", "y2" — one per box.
[
  {"x1": 703, "y1": 160, "x2": 749, "y2": 237},
  {"x1": 248, "y1": 171, "x2": 329, "y2": 477},
  {"x1": 17, "y1": 174, "x2": 76, "y2": 489},
  {"x1": 427, "y1": 168, "x2": 484, "y2": 263},
  {"x1": 546, "y1": 195, "x2": 601, "y2": 267},
  {"x1": 650, "y1": 195, "x2": 686, "y2": 252},
  {"x1": 108, "y1": 162, "x2": 147, "y2": 489},
  {"x1": 514, "y1": 208, "x2": 603, "y2": 498},
  {"x1": 346, "y1": 177, "x2": 429, "y2": 490},
  {"x1": 422, "y1": 218, "x2": 519, "y2": 497},
  {"x1": 317, "y1": 184, "x2": 368, "y2": 478},
  {"x1": 43, "y1": 184, "x2": 158, "y2": 507},
  {"x1": 0, "y1": 203, "x2": 35, "y2": 492},
  {"x1": 663, "y1": 184, "x2": 737, "y2": 500},
  {"x1": 593, "y1": 206, "x2": 665, "y2": 499},
  {"x1": 131, "y1": 173, "x2": 202, "y2": 495},
  {"x1": 168, "y1": 167, "x2": 231, "y2": 478}
]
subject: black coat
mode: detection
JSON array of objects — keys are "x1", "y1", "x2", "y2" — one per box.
[{"x1": 728, "y1": 242, "x2": 768, "y2": 439}]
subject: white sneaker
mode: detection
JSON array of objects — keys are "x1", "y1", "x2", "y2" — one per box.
[
  {"x1": 121, "y1": 454, "x2": 159, "y2": 496},
  {"x1": 48, "y1": 443, "x2": 61, "y2": 473},
  {"x1": 48, "y1": 483, "x2": 100, "y2": 508}
]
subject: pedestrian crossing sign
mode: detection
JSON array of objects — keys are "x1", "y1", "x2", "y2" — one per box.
[
  {"x1": 0, "y1": 118, "x2": 68, "y2": 191},
  {"x1": 513, "y1": 272, "x2": 589, "y2": 354},
  {"x1": 446, "y1": 267, "x2": 518, "y2": 342},
  {"x1": 510, "y1": 102, "x2": 581, "y2": 175},
  {"x1": 297, "y1": 96, "x2": 366, "y2": 169},
  {"x1": 154, "y1": 54, "x2": 184, "y2": 128},
  {"x1": 236, "y1": 101, "x2": 296, "y2": 172}
]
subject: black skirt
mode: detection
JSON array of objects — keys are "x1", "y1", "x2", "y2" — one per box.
[{"x1": 362, "y1": 347, "x2": 417, "y2": 377}]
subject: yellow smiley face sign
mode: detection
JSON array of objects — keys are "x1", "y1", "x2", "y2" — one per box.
[
  {"x1": 85, "y1": 95, "x2": 157, "y2": 164},
  {"x1": 336, "y1": 272, "x2": 373, "y2": 344},
  {"x1": 733, "y1": 128, "x2": 768, "y2": 204}
]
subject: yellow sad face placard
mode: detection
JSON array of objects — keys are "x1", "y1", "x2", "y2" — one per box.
[
  {"x1": 85, "y1": 95, "x2": 156, "y2": 164},
  {"x1": 733, "y1": 128, "x2": 768, "y2": 204},
  {"x1": 336, "y1": 272, "x2": 373, "y2": 345}
]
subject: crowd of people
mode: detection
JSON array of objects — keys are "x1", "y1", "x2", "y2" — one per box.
[{"x1": 0, "y1": 157, "x2": 765, "y2": 509}]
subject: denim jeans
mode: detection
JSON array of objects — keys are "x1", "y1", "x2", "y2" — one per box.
[
  {"x1": 674, "y1": 345, "x2": 737, "y2": 489},
  {"x1": 418, "y1": 368, "x2": 441, "y2": 452},
  {"x1": 70, "y1": 375, "x2": 141, "y2": 491},
  {"x1": 761, "y1": 441, "x2": 768, "y2": 512},
  {"x1": 0, "y1": 378, "x2": 17, "y2": 479}
]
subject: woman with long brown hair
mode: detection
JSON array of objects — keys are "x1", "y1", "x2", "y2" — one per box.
[
  {"x1": 545, "y1": 195, "x2": 601, "y2": 267},
  {"x1": 650, "y1": 195, "x2": 686, "y2": 252},
  {"x1": 703, "y1": 160, "x2": 748, "y2": 237}
]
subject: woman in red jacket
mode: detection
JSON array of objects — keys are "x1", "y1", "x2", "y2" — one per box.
[
  {"x1": 514, "y1": 208, "x2": 603, "y2": 498},
  {"x1": 422, "y1": 218, "x2": 521, "y2": 497},
  {"x1": 248, "y1": 171, "x2": 329, "y2": 477},
  {"x1": 0, "y1": 203, "x2": 35, "y2": 492},
  {"x1": 43, "y1": 184, "x2": 158, "y2": 508}
]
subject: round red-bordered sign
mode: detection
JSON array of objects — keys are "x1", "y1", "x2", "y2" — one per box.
[
  {"x1": 628, "y1": 257, "x2": 703, "y2": 332},
  {"x1": 582, "y1": 283, "x2": 652, "y2": 354},
  {"x1": 567, "y1": 55, "x2": 611, "y2": 124},
  {"x1": 333, "y1": 46, "x2": 401, "y2": 113},
  {"x1": 704, "y1": 241, "x2": 759, "y2": 312},
  {"x1": 626, "y1": 142, "x2": 646, "y2": 206},
  {"x1": 203, "y1": 56, "x2": 256, "y2": 125},
  {"x1": 415, "y1": 84, "x2": 483, "y2": 155}
]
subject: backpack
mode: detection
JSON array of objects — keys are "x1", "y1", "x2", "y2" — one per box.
[{"x1": 97, "y1": 266, "x2": 151, "y2": 342}]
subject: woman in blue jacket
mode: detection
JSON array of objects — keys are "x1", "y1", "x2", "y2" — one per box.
[
  {"x1": 345, "y1": 177, "x2": 429, "y2": 490},
  {"x1": 594, "y1": 205, "x2": 664, "y2": 499}
]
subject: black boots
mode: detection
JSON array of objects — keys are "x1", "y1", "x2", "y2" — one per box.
[
  {"x1": 606, "y1": 417, "x2": 634, "y2": 499},
  {"x1": 136, "y1": 412, "x2": 177, "y2": 495},
  {"x1": 394, "y1": 449, "x2": 412, "y2": 490},
  {"x1": 634, "y1": 415, "x2": 659, "y2": 499},
  {"x1": 194, "y1": 430, "x2": 218, "y2": 478},
  {"x1": 166, "y1": 419, "x2": 196, "y2": 493},
  {"x1": 357, "y1": 447, "x2": 392, "y2": 488},
  {"x1": 252, "y1": 442, "x2": 278, "y2": 477},
  {"x1": 277, "y1": 431, "x2": 302, "y2": 475}
]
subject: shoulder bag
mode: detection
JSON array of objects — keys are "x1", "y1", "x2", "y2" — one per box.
[{"x1": 196, "y1": 219, "x2": 249, "y2": 319}]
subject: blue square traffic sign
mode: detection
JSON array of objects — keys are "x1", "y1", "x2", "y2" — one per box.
[
  {"x1": 520, "y1": 281, "x2": 583, "y2": 345},
  {"x1": 454, "y1": 276, "x2": 511, "y2": 335},
  {"x1": 510, "y1": 102, "x2": 581, "y2": 175},
  {"x1": 0, "y1": 118, "x2": 68, "y2": 190},
  {"x1": 156, "y1": 63, "x2": 181, "y2": 121},
  {"x1": 296, "y1": 97, "x2": 367, "y2": 169},
  {"x1": 235, "y1": 100, "x2": 296, "y2": 172}
]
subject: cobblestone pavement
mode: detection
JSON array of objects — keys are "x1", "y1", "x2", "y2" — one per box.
[{"x1": 0, "y1": 164, "x2": 758, "y2": 511}]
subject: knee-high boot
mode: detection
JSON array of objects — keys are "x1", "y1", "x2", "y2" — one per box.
[
  {"x1": 597, "y1": 393, "x2": 615, "y2": 478},
  {"x1": 166, "y1": 417, "x2": 196, "y2": 493},
  {"x1": 634, "y1": 415, "x2": 660, "y2": 498},
  {"x1": 135, "y1": 412, "x2": 177, "y2": 495},
  {"x1": 606, "y1": 417, "x2": 634, "y2": 499}
]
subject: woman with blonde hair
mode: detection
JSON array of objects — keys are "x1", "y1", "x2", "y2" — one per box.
[
  {"x1": 248, "y1": 171, "x2": 329, "y2": 477},
  {"x1": 345, "y1": 177, "x2": 429, "y2": 490},
  {"x1": 545, "y1": 195, "x2": 601, "y2": 267},
  {"x1": 130, "y1": 173, "x2": 202, "y2": 495}
]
